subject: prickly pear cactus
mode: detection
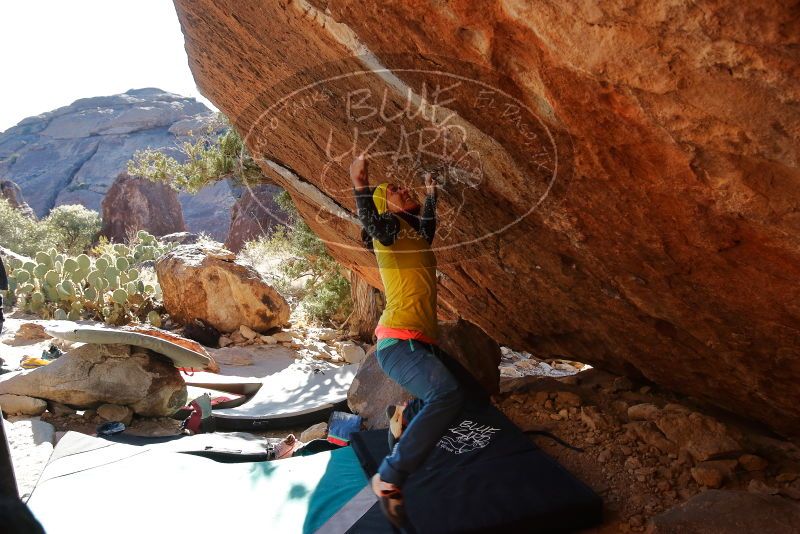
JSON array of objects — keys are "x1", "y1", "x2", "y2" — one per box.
[{"x1": 2, "y1": 230, "x2": 169, "y2": 326}]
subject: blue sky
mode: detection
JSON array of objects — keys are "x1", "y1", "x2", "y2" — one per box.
[{"x1": 0, "y1": 0, "x2": 215, "y2": 132}]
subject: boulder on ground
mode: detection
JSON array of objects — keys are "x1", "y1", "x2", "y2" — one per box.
[
  {"x1": 160, "y1": 232, "x2": 200, "y2": 245},
  {"x1": 97, "y1": 403, "x2": 134, "y2": 425},
  {"x1": 0, "y1": 394, "x2": 47, "y2": 416},
  {"x1": 0, "y1": 179, "x2": 35, "y2": 218},
  {"x1": 649, "y1": 490, "x2": 800, "y2": 533},
  {"x1": 655, "y1": 411, "x2": 741, "y2": 462},
  {"x1": 348, "y1": 346, "x2": 412, "y2": 429},
  {"x1": 100, "y1": 172, "x2": 186, "y2": 242},
  {"x1": 155, "y1": 245, "x2": 290, "y2": 333},
  {"x1": 347, "y1": 319, "x2": 501, "y2": 428},
  {"x1": 300, "y1": 422, "x2": 328, "y2": 442},
  {"x1": 0, "y1": 343, "x2": 186, "y2": 416},
  {"x1": 338, "y1": 342, "x2": 366, "y2": 364},
  {"x1": 224, "y1": 183, "x2": 284, "y2": 252}
]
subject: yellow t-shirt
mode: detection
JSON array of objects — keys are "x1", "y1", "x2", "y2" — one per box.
[{"x1": 373, "y1": 215, "x2": 439, "y2": 342}]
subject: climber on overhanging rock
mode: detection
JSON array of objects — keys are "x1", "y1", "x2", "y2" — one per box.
[{"x1": 350, "y1": 155, "x2": 465, "y2": 528}]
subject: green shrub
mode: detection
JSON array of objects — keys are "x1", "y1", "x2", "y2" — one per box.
[
  {"x1": 127, "y1": 113, "x2": 262, "y2": 193},
  {"x1": 0, "y1": 198, "x2": 58, "y2": 256},
  {"x1": 242, "y1": 191, "x2": 352, "y2": 325},
  {"x1": 0, "y1": 199, "x2": 102, "y2": 257},
  {"x1": 44, "y1": 204, "x2": 101, "y2": 255}
]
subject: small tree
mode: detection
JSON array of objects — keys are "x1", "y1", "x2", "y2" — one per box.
[
  {"x1": 44, "y1": 204, "x2": 101, "y2": 254},
  {"x1": 127, "y1": 114, "x2": 262, "y2": 193}
]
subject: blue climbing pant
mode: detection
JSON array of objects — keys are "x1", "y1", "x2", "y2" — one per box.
[{"x1": 375, "y1": 338, "x2": 464, "y2": 486}]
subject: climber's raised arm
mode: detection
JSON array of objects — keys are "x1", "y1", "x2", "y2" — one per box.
[
  {"x1": 350, "y1": 156, "x2": 399, "y2": 246},
  {"x1": 418, "y1": 172, "x2": 437, "y2": 244}
]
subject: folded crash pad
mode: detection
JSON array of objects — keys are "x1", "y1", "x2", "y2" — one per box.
[
  {"x1": 350, "y1": 400, "x2": 603, "y2": 533},
  {"x1": 185, "y1": 347, "x2": 356, "y2": 430},
  {"x1": 46, "y1": 324, "x2": 211, "y2": 370},
  {"x1": 212, "y1": 365, "x2": 354, "y2": 430}
]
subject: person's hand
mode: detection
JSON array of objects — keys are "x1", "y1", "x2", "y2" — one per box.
[
  {"x1": 424, "y1": 172, "x2": 437, "y2": 197},
  {"x1": 350, "y1": 155, "x2": 369, "y2": 189}
]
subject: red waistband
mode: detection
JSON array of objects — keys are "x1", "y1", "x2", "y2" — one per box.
[{"x1": 375, "y1": 325, "x2": 438, "y2": 345}]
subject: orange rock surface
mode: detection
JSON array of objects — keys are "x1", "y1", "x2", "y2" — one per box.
[{"x1": 173, "y1": 1, "x2": 800, "y2": 434}]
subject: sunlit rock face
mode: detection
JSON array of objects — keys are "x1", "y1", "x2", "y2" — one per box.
[
  {"x1": 173, "y1": 0, "x2": 800, "y2": 435},
  {"x1": 0, "y1": 88, "x2": 236, "y2": 240}
]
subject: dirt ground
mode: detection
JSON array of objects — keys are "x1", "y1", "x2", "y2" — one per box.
[{"x1": 493, "y1": 368, "x2": 800, "y2": 532}]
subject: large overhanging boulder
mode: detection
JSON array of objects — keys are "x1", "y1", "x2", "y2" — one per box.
[{"x1": 172, "y1": 1, "x2": 800, "y2": 435}]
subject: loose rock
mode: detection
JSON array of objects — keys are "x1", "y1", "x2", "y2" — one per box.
[
  {"x1": 14, "y1": 323, "x2": 51, "y2": 342},
  {"x1": 555, "y1": 391, "x2": 582, "y2": 408},
  {"x1": 655, "y1": 412, "x2": 741, "y2": 462},
  {"x1": 97, "y1": 403, "x2": 134, "y2": 425},
  {"x1": 300, "y1": 422, "x2": 328, "y2": 442},
  {"x1": 690, "y1": 465, "x2": 723, "y2": 488},
  {"x1": 239, "y1": 325, "x2": 258, "y2": 340},
  {"x1": 738, "y1": 454, "x2": 768, "y2": 472},
  {"x1": 628, "y1": 403, "x2": 661, "y2": 421},
  {"x1": 0, "y1": 394, "x2": 47, "y2": 416},
  {"x1": 748, "y1": 479, "x2": 780, "y2": 495},
  {"x1": 338, "y1": 342, "x2": 366, "y2": 364},
  {"x1": 272, "y1": 331, "x2": 293, "y2": 343}
]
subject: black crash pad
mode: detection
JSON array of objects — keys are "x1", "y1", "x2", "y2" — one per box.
[{"x1": 350, "y1": 399, "x2": 603, "y2": 533}]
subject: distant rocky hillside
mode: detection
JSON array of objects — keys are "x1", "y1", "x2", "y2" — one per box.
[{"x1": 0, "y1": 88, "x2": 236, "y2": 240}]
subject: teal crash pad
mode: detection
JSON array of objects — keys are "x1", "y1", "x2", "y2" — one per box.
[{"x1": 28, "y1": 432, "x2": 371, "y2": 534}]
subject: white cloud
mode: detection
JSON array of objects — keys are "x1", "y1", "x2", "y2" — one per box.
[{"x1": 0, "y1": 0, "x2": 216, "y2": 132}]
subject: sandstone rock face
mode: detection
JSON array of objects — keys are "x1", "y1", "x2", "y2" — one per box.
[
  {"x1": 224, "y1": 183, "x2": 285, "y2": 252},
  {"x1": 0, "y1": 88, "x2": 235, "y2": 240},
  {"x1": 437, "y1": 319, "x2": 501, "y2": 394},
  {"x1": 0, "y1": 180, "x2": 35, "y2": 218},
  {"x1": 155, "y1": 244, "x2": 290, "y2": 333},
  {"x1": 173, "y1": 1, "x2": 800, "y2": 434},
  {"x1": 100, "y1": 173, "x2": 186, "y2": 241},
  {"x1": 0, "y1": 343, "x2": 186, "y2": 416}
]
